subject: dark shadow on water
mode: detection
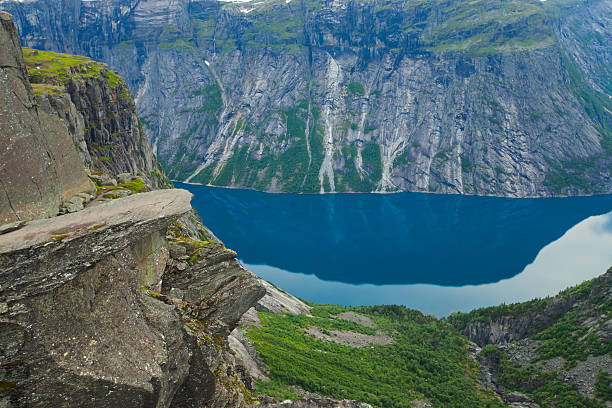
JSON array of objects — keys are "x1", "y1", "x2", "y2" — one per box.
[{"x1": 177, "y1": 183, "x2": 612, "y2": 286}]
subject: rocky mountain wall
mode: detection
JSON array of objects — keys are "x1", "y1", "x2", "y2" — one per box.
[
  {"x1": 0, "y1": 12, "x2": 94, "y2": 224},
  {"x1": 0, "y1": 15, "x2": 265, "y2": 407},
  {"x1": 23, "y1": 46, "x2": 170, "y2": 189},
  {"x1": 2, "y1": 0, "x2": 612, "y2": 196},
  {"x1": 449, "y1": 271, "x2": 612, "y2": 347}
]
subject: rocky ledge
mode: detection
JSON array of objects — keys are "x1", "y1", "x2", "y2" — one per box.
[
  {"x1": 0, "y1": 189, "x2": 265, "y2": 407},
  {"x1": 0, "y1": 189, "x2": 192, "y2": 301}
]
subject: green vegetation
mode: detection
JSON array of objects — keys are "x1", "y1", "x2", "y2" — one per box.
[
  {"x1": 543, "y1": 157, "x2": 593, "y2": 195},
  {"x1": 362, "y1": 142, "x2": 383, "y2": 182},
  {"x1": 335, "y1": 146, "x2": 364, "y2": 192},
  {"x1": 322, "y1": 173, "x2": 331, "y2": 192},
  {"x1": 533, "y1": 310, "x2": 611, "y2": 366},
  {"x1": 481, "y1": 346, "x2": 607, "y2": 408},
  {"x1": 31, "y1": 83, "x2": 64, "y2": 96},
  {"x1": 239, "y1": 5, "x2": 303, "y2": 49},
  {"x1": 450, "y1": 273, "x2": 611, "y2": 406},
  {"x1": 275, "y1": 104, "x2": 311, "y2": 192},
  {"x1": 423, "y1": 0, "x2": 555, "y2": 55},
  {"x1": 595, "y1": 371, "x2": 611, "y2": 402},
  {"x1": 213, "y1": 145, "x2": 250, "y2": 186},
  {"x1": 119, "y1": 177, "x2": 147, "y2": 194},
  {"x1": 88, "y1": 223, "x2": 107, "y2": 231},
  {"x1": 166, "y1": 221, "x2": 214, "y2": 264},
  {"x1": 564, "y1": 54, "x2": 612, "y2": 154},
  {"x1": 201, "y1": 102, "x2": 326, "y2": 193},
  {"x1": 393, "y1": 149, "x2": 411, "y2": 168},
  {"x1": 95, "y1": 177, "x2": 148, "y2": 199},
  {"x1": 248, "y1": 305, "x2": 503, "y2": 408},
  {"x1": 434, "y1": 151, "x2": 449, "y2": 161},
  {"x1": 542, "y1": 54, "x2": 612, "y2": 194},
  {"x1": 23, "y1": 48, "x2": 123, "y2": 88},
  {"x1": 335, "y1": 142, "x2": 382, "y2": 192},
  {"x1": 346, "y1": 82, "x2": 365, "y2": 96},
  {"x1": 162, "y1": 84, "x2": 223, "y2": 182},
  {"x1": 461, "y1": 155, "x2": 473, "y2": 173},
  {"x1": 105, "y1": 177, "x2": 147, "y2": 194},
  {"x1": 191, "y1": 163, "x2": 217, "y2": 185},
  {"x1": 103, "y1": 193, "x2": 122, "y2": 199},
  {"x1": 448, "y1": 276, "x2": 599, "y2": 332},
  {"x1": 51, "y1": 233, "x2": 70, "y2": 241},
  {"x1": 104, "y1": 70, "x2": 122, "y2": 88},
  {"x1": 194, "y1": 84, "x2": 223, "y2": 117}
]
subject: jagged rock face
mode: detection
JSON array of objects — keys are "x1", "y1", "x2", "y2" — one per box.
[
  {"x1": 23, "y1": 47, "x2": 170, "y2": 189},
  {"x1": 452, "y1": 272, "x2": 611, "y2": 406},
  {"x1": 0, "y1": 16, "x2": 265, "y2": 406},
  {"x1": 2, "y1": 0, "x2": 611, "y2": 196},
  {"x1": 0, "y1": 189, "x2": 265, "y2": 407},
  {"x1": 0, "y1": 12, "x2": 94, "y2": 224},
  {"x1": 450, "y1": 271, "x2": 612, "y2": 347},
  {"x1": 0, "y1": 190, "x2": 192, "y2": 406},
  {"x1": 49, "y1": 70, "x2": 166, "y2": 185}
]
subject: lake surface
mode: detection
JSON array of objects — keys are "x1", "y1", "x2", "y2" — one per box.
[{"x1": 177, "y1": 183, "x2": 612, "y2": 316}]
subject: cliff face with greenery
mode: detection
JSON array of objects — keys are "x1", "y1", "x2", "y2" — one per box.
[
  {"x1": 2, "y1": 0, "x2": 611, "y2": 196},
  {"x1": 0, "y1": 15, "x2": 266, "y2": 407},
  {"x1": 449, "y1": 270, "x2": 612, "y2": 408},
  {"x1": 22, "y1": 46, "x2": 169, "y2": 190},
  {"x1": 234, "y1": 271, "x2": 611, "y2": 408}
]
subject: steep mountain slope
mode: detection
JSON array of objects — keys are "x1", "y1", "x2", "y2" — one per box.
[
  {"x1": 1, "y1": 0, "x2": 611, "y2": 196},
  {"x1": 234, "y1": 270, "x2": 611, "y2": 407},
  {"x1": 1, "y1": 14, "x2": 610, "y2": 408},
  {"x1": 0, "y1": 15, "x2": 266, "y2": 407},
  {"x1": 0, "y1": 12, "x2": 94, "y2": 224},
  {"x1": 449, "y1": 270, "x2": 611, "y2": 408},
  {"x1": 22, "y1": 46, "x2": 169, "y2": 190}
]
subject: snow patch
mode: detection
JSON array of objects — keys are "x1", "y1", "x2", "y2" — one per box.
[
  {"x1": 240, "y1": 7, "x2": 255, "y2": 13},
  {"x1": 204, "y1": 60, "x2": 210, "y2": 66}
]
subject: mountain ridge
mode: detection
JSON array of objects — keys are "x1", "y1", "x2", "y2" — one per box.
[{"x1": 2, "y1": 0, "x2": 611, "y2": 196}]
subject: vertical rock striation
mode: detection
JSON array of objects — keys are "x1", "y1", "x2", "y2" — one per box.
[
  {"x1": 22, "y1": 46, "x2": 170, "y2": 189},
  {"x1": 2, "y1": 0, "x2": 611, "y2": 196},
  {"x1": 0, "y1": 12, "x2": 94, "y2": 224},
  {"x1": 0, "y1": 15, "x2": 266, "y2": 407}
]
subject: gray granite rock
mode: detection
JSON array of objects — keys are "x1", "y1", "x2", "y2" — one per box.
[
  {"x1": 4, "y1": 0, "x2": 611, "y2": 196},
  {"x1": 0, "y1": 13, "x2": 94, "y2": 224},
  {"x1": 0, "y1": 187, "x2": 266, "y2": 407}
]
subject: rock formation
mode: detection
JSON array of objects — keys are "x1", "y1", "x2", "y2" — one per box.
[
  {"x1": 2, "y1": 0, "x2": 611, "y2": 196},
  {"x1": 0, "y1": 11, "x2": 94, "y2": 224},
  {"x1": 0, "y1": 14, "x2": 266, "y2": 407},
  {"x1": 448, "y1": 270, "x2": 612, "y2": 405}
]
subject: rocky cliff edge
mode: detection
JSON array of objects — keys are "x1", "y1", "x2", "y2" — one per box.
[{"x1": 0, "y1": 13, "x2": 266, "y2": 407}]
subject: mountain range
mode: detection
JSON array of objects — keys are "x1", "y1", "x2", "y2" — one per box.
[{"x1": 2, "y1": 0, "x2": 611, "y2": 196}]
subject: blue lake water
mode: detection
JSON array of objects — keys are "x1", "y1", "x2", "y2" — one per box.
[{"x1": 177, "y1": 183, "x2": 612, "y2": 316}]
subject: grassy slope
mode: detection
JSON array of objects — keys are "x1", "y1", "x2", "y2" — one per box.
[
  {"x1": 23, "y1": 47, "x2": 123, "y2": 92},
  {"x1": 247, "y1": 305, "x2": 503, "y2": 407},
  {"x1": 449, "y1": 272, "x2": 611, "y2": 407},
  {"x1": 248, "y1": 272, "x2": 611, "y2": 407}
]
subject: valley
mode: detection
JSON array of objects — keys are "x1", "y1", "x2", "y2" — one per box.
[{"x1": 0, "y1": 2, "x2": 610, "y2": 407}]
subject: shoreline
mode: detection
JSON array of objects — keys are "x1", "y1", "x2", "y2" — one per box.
[{"x1": 174, "y1": 180, "x2": 611, "y2": 200}]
